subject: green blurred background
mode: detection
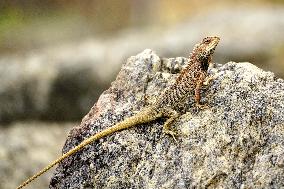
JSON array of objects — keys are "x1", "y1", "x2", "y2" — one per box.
[{"x1": 1, "y1": 0, "x2": 284, "y2": 188}]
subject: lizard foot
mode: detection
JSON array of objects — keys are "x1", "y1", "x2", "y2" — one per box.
[
  {"x1": 203, "y1": 76, "x2": 214, "y2": 86},
  {"x1": 163, "y1": 129, "x2": 178, "y2": 143},
  {"x1": 161, "y1": 108, "x2": 180, "y2": 142},
  {"x1": 196, "y1": 103, "x2": 209, "y2": 110}
]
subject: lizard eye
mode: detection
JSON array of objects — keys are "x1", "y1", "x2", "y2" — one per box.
[{"x1": 203, "y1": 38, "x2": 211, "y2": 44}]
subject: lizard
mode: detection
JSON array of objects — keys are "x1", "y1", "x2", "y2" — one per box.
[{"x1": 16, "y1": 36, "x2": 220, "y2": 189}]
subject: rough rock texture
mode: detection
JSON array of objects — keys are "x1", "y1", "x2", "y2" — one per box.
[
  {"x1": 1, "y1": 6, "x2": 284, "y2": 123},
  {"x1": 50, "y1": 49, "x2": 284, "y2": 188}
]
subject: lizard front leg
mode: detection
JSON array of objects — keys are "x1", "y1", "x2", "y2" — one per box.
[
  {"x1": 195, "y1": 74, "x2": 205, "y2": 105},
  {"x1": 195, "y1": 73, "x2": 209, "y2": 109}
]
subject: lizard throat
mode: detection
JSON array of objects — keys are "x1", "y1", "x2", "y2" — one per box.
[{"x1": 200, "y1": 58, "x2": 210, "y2": 71}]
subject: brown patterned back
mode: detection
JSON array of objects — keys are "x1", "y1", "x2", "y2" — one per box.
[{"x1": 155, "y1": 36, "x2": 220, "y2": 110}]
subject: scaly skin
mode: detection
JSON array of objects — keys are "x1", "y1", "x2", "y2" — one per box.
[{"x1": 16, "y1": 36, "x2": 220, "y2": 189}]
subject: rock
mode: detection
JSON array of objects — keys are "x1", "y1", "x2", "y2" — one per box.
[
  {"x1": 0, "y1": 51, "x2": 111, "y2": 123},
  {"x1": 0, "y1": 122, "x2": 74, "y2": 189},
  {"x1": 50, "y1": 50, "x2": 284, "y2": 188}
]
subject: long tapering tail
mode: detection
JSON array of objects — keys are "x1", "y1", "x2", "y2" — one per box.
[{"x1": 16, "y1": 108, "x2": 158, "y2": 189}]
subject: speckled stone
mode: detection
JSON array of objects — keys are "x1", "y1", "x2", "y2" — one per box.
[{"x1": 50, "y1": 49, "x2": 284, "y2": 189}]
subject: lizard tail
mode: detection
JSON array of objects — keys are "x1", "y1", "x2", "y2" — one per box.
[{"x1": 16, "y1": 108, "x2": 158, "y2": 189}]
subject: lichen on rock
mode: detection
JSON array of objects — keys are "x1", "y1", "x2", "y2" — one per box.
[{"x1": 50, "y1": 49, "x2": 284, "y2": 189}]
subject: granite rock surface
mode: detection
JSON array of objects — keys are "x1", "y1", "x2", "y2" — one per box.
[{"x1": 50, "y1": 49, "x2": 284, "y2": 188}]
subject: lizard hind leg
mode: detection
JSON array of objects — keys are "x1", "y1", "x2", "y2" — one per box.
[{"x1": 162, "y1": 108, "x2": 180, "y2": 142}]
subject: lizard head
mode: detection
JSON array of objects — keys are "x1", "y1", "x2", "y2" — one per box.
[{"x1": 190, "y1": 36, "x2": 220, "y2": 70}]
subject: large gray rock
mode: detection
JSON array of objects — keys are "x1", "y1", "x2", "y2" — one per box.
[{"x1": 50, "y1": 50, "x2": 284, "y2": 188}]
